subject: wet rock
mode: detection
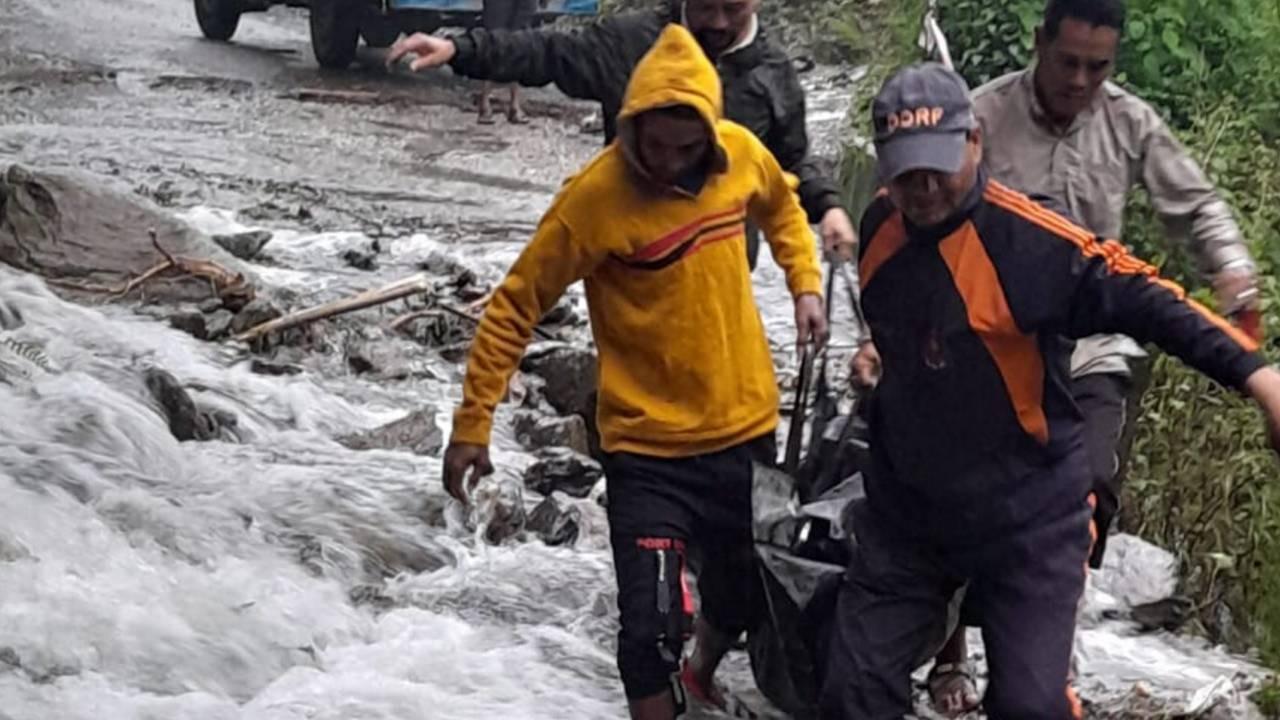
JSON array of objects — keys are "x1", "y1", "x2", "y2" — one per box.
[
  {"x1": 212, "y1": 230, "x2": 272, "y2": 260},
  {"x1": 519, "y1": 343, "x2": 597, "y2": 417},
  {"x1": 344, "y1": 339, "x2": 436, "y2": 380},
  {"x1": 520, "y1": 343, "x2": 600, "y2": 456},
  {"x1": 169, "y1": 308, "x2": 234, "y2": 340},
  {"x1": 1129, "y1": 596, "x2": 1193, "y2": 632},
  {"x1": 230, "y1": 298, "x2": 283, "y2": 336},
  {"x1": 144, "y1": 368, "x2": 204, "y2": 441},
  {"x1": 337, "y1": 408, "x2": 443, "y2": 457},
  {"x1": 250, "y1": 358, "x2": 303, "y2": 376},
  {"x1": 541, "y1": 299, "x2": 583, "y2": 328},
  {"x1": 341, "y1": 246, "x2": 378, "y2": 271},
  {"x1": 204, "y1": 309, "x2": 234, "y2": 340},
  {"x1": 198, "y1": 297, "x2": 223, "y2": 314},
  {"x1": 143, "y1": 368, "x2": 237, "y2": 442},
  {"x1": 523, "y1": 447, "x2": 603, "y2": 499},
  {"x1": 512, "y1": 409, "x2": 590, "y2": 456},
  {"x1": 396, "y1": 311, "x2": 471, "y2": 349},
  {"x1": 526, "y1": 495, "x2": 582, "y2": 547},
  {"x1": 168, "y1": 310, "x2": 207, "y2": 338},
  {"x1": 0, "y1": 646, "x2": 19, "y2": 670},
  {"x1": 0, "y1": 164, "x2": 257, "y2": 303}
]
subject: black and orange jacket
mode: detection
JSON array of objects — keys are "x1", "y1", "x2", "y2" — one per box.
[{"x1": 857, "y1": 172, "x2": 1263, "y2": 539}]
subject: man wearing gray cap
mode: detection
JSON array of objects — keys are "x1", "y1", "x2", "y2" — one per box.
[{"x1": 819, "y1": 62, "x2": 1280, "y2": 719}]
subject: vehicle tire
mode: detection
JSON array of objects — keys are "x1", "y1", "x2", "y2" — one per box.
[
  {"x1": 310, "y1": 0, "x2": 361, "y2": 69},
  {"x1": 194, "y1": 0, "x2": 242, "y2": 41},
  {"x1": 360, "y1": 14, "x2": 400, "y2": 49}
]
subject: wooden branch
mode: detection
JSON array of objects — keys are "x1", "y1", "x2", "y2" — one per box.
[
  {"x1": 234, "y1": 274, "x2": 433, "y2": 343},
  {"x1": 387, "y1": 301, "x2": 555, "y2": 341}
]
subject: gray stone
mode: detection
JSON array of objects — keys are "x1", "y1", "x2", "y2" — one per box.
[
  {"x1": 168, "y1": 310, "x2": 208, "y2": 338},
  {"x1": 523, "y1": 447, "x2": 603, "y2": 499},
  {"x1": 526, "y1": 495, "x2": 581, "y2": 547},
  {"x1": 230, "y1": 298, "x2": 283, "y2": 335},
  {"x1": 337, "y1": 408, "x2": 444, "y2": 457},
  {"x1": 203, "y1": 309, "x2": 234, "y2": 340},
  {"x1": 512, "y1": 410, "x2": 590, "y2": 455},
  {"x1": 212, "y1": 230, "x2": 272, "y2": 260},
  {"x1": 520, "y1": 343, "x2": 597, "y2": 418},
  {"x1": 341, "y1": 247, "x2": 378, "y2": 271},
  {"x1": 0, "y1": 164, "x2": 256, "y2": 303},
  {"x1": 143, "y1": 368, "x2": 233, "y2": 442},
  {"x1": 198, "y1": 297, "x2": 223, "y2": 313},
  {"x1": 249, "y1": 358, "x2": 302, "y2": 376}
]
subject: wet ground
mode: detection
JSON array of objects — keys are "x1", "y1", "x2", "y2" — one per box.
[{"x1": 0, "y1": 1, "x2": 1271, "y2": 719}]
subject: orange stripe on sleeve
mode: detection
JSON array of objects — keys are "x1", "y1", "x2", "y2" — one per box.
[
  {"x1": 858, "y1": 211, "x2": 907, "y2": 289},
  {"x1": 938, "y1": 221, "x2": 1050, "y2": 445},
  {"x1": 987, "y1": 183, "x2": 1260, "y2": 353}
]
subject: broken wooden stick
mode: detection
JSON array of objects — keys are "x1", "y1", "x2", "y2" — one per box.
[
  {"x1": 235, "y1": 273, "x2": 433, "y2": 343},
  {"x1": 47, "y1": 229, "x2": 253, "y2": 303}
]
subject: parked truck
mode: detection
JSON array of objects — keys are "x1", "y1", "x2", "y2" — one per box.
[{"x1": 194, "y1": 0, "x2": 600, "y2": 70}]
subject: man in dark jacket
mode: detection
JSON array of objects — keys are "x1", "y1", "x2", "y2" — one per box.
[
  {"x1": 821, "y1": 62, "x2": 1280, "y2": 719},
  {"x1": 386, "y1": 0, "x2": 857, "y2": 267}
]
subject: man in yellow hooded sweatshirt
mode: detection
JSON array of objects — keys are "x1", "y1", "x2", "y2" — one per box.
[{"x1": 442, "y1": 23, "x2": 826, "y2": 720}]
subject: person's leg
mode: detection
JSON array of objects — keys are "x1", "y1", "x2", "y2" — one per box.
[
  {"x1": 478, "y1": 81, "x2": 496, "y2": 124},
  {"x1": 820, "y1": 506, "x2": 961, "y2": 719},
  {"x1": 605, "y1": 451, "x2": 699, "y2": 720},
  {"x1": 928, "y1": 624, "x2": 979, "y2": 717},
  {"x1": 683, "y1": 434, "x2": 775, "y2": 705},
  {"x1": 503, "y1": 0, "x2": 535, "y2": 124},
  {"x1": 1071, "y1": 372, "x2": 1130, "y2": 568},
  {"x1": 975, "y1": 499, "x2": 1093, "y2": 720}
]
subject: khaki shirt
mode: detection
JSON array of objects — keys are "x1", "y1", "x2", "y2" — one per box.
[{"x1": 972, "y1": 68, "x2": 1252, "y2": 377}]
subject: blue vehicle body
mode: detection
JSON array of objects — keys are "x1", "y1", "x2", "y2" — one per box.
[{"x1": 387, "y1": 0, "x2": 598, "y2": 14}]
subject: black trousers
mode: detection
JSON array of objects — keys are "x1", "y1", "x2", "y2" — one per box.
[
  {"x1": 604, "y1": 434, "x2": 775, "y2": 699},
  {"x1": 821, "y1": 485, "x2": 1093, "y2": 719}
]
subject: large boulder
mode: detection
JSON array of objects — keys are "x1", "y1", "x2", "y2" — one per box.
[
  {"x1": 0, "y1": 165, "x2": 258, "y2": 303},
  {"x1": 337, "y1": 408, "x2": 444, "y2": 457}
]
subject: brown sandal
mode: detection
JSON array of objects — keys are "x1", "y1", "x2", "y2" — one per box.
[{"x1": 928, "y1": 661, "x2": 981, "y2": 717}]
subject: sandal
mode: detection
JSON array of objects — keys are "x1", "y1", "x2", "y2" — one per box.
[
  {"x1": 927, "y1": 661, "x2": 980, "y2": 717},
  {"x1": 477, "y1": 110, "x2": 497, "y2": 125},
  {"x1": 507, "y1": 106, "x2": 529, "y2": 125}
]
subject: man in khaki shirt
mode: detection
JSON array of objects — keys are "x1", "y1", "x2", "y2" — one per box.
[{"x1": 853, "y1": 0, "x2": 1261, "y2": 714}]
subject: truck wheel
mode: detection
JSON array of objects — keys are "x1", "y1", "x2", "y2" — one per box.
[
  {"x1": 310, "y1": 0, "x2": 360, "y2": 69},
  {"x1": 360, "y1": 14, "x2": 400, "y2": 49},
  {"x1": 194, "y1": 0, "x2": 242, "y2": 41}
]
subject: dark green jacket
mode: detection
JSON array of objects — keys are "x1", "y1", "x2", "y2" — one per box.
[{"x1": 449, "y1": 8, "x2": 842, "y2": 223}]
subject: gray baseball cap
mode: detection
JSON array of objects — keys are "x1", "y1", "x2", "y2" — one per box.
[{"x1": 872, "y1": 63, "x2": 977, "y2": 181}]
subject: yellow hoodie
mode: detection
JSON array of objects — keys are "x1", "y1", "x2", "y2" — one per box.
[{"x1": 451, "y1": 24, "x2": 823, "y2": 458}]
